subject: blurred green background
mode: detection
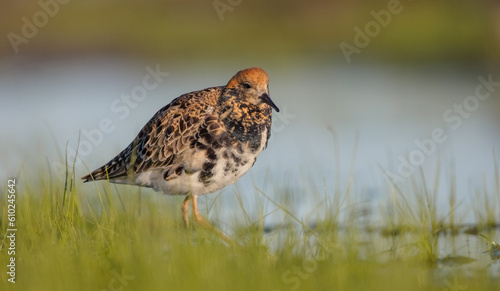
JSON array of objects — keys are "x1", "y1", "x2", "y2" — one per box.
[
  {"x1": 0, "y1": 0, "x2": 497, "y2": 64},
  {"x1": 2, "y1": 2, "x2": 500, "y2": 290}
]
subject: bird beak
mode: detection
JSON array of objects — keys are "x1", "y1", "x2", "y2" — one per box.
[{"x1": 260, "y1": 93, "x2": 280, "y2": 112}]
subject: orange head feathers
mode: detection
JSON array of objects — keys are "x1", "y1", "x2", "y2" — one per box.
[
  {"x1": 226, "y1": 68, "x2": 269, "y2": 89},
  {"x1": 225, "y1": 67, "x2": 279, "y2": 112}
]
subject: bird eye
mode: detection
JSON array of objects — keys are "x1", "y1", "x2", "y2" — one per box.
[{"x1": 243, "y1": 82, "x2": 251, "y2": 89}]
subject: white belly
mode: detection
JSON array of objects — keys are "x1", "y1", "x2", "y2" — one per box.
[{"x1": 135, "y1": 129, "x2": 268, "y2": 196}]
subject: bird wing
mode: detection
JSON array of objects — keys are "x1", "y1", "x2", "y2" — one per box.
[{"x1": 82, "y1": 87, "x2": 225, "y2": 183}]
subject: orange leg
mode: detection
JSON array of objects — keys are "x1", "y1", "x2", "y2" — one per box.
[
  {"x1": 181, "y1": 195, "x2": 192, "y2": 228},
  {"x1": 190, "y1": 195, "x2": 234, "y2": 245}
]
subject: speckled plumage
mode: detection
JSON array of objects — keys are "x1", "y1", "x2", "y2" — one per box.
[{"x1": 82, "y1": 68, "x2": 279, "y2": 234}]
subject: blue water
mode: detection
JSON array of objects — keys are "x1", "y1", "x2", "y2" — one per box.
[{"x1": 1, "y1": 57, "x2": 499, "y2": 225}]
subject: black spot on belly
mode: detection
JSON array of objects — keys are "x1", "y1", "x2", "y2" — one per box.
[
  {"x1": 202, "y1": 162, "x2": 216, "y2": 172},
  {"x1": 224, "y1": 162, "x2": 231, "y2": 174},
  {"x1": 231, "y1": 152, "x2": 241, "y2": 164},
  {"x1": 211, "y1": 140, "x2": 223, "y2": 149},
  {"x1": 236, "y1": 143, "x2": 244, "y2": 154},
  {"x1": 205, "y1": 148, "x2": 217, "y2": 161},
  {"x1": 199, "y1": 170, "x2": 214, "y2": 186},
  {"x1": 249, "y1": 140, "x2": 261, "y2": 152}
]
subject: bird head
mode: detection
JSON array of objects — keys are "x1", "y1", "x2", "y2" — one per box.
[{"x1": 226, "y1": 68, "x2": 280, "y2": 112}]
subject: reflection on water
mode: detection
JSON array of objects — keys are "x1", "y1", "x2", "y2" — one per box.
[
  {"x1": 265, "y1": 225, "x2": 500, "y2": 275},
  {"x1": 1, "y1": 57, "x2": 500, "y2": 226}
]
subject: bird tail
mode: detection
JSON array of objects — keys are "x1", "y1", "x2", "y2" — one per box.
[
  {"x1": 81, "y1": 142, "x2": 136, "y2": 183},
  {"x1": 81, "y1": 164, "x2": 116, "y2": 182}
]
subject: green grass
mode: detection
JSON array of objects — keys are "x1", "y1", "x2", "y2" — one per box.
[{"x1": 1, "y1": 154, "x2": 500, "y2": 291}]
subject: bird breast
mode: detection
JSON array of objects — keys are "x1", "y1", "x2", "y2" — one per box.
[{"x1": 136, "y1": 128, "x2": 269, "y2": 196}]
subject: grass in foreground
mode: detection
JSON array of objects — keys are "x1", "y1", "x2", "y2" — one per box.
[{"x1": 0, "y1": 159, "x2": 499, "y2": 291}]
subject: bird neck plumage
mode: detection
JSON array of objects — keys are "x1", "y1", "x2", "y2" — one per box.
[{"x1": 217, "y1": 89, "x2": 271, "y2": 150}]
